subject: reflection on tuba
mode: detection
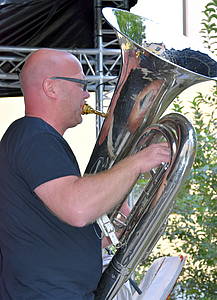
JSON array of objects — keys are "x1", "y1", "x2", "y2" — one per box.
[{"x1": 84, "y1": 8, "x2": 217, "y2": 300}]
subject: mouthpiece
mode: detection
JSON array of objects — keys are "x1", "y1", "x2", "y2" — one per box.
[{"x1": 82, "y1": 103, "x2": 108, "y2": 118}]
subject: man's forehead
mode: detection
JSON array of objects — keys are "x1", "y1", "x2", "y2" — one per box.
[{"x1": 68, "y1": 64, "x2": 85, "y2": 79}]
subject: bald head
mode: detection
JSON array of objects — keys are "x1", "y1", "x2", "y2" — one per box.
[
  {"x1": 19, "y1": 49, "x2": 88, "y2": 134},
  {"x1": 20, "y1": 49, "x2": 81, "y2": 95}
]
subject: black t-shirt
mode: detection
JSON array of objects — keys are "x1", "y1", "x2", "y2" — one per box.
[{"x1": 0, "y1": 117, "x2": 102, "y2": 300}]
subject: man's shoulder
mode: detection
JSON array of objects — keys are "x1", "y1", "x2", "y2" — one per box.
[
  {"x1": 7, "y1": 116, "x2": 60, "y2": 143},
  {"x1": 0, "y1": 116, "x2": 64, "y2": 161}
]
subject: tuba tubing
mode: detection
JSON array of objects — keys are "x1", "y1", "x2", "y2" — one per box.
[
  {"x1": 83, "y1": 8, "x2": 217, "y2": 300},
  {"x1": 94, "y1": 113, "x2": 196, "y2": 299}
]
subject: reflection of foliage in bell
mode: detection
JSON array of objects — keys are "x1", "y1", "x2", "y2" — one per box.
[{"x1": 114, "y1": 10, "x2": 146, "y2": 45}]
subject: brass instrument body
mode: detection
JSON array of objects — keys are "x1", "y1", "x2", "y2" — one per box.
[
  {"x1": 84, "y1": 8, "x2": 217, "y2": 300},
  {"x1": 95, "y1": 114, "x2": 196, "y2": 299}
]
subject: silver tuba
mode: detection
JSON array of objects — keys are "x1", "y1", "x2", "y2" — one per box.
[{"x1": 84, "y1": 7, "x2": 217, "y2": 300}]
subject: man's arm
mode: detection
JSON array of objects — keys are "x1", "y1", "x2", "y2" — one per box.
[{"x1": 34, "y1": 143, "x2": 170, "y2": 227}]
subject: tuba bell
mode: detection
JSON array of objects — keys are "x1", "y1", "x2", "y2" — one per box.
[{"x1": 84, "y1": 7, "x2": 217, "y2": 300}]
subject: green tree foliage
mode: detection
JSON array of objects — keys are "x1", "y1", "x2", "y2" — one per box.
[
  {"x1": 135, "y1": 1, "x2": 217, "y2": 299},
  {"x1": 167, "y1": 92, "x2": 217, "y2": 299},
  {"x1": 200, "y1": 0, "x2": 217, "y2": 53}
]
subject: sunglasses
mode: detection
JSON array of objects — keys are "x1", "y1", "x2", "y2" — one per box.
[{"x1": 50, "y1": 76, "x2": 88, "y2": 91}]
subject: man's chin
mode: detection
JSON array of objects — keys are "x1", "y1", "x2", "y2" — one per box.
[
  {"x1": 79, "y1": 115, "x2": 83, "y2": 124},
  {"x1": 67, "y1": 116, "x2": 82, "y2": 129},
  {"x1": 74, "y1": 116, "x2": 83, "y2": 127}
]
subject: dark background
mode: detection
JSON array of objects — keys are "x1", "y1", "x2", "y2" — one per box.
[{"x1": 0, "y1": 0, "x2": 137, "y2": 48}]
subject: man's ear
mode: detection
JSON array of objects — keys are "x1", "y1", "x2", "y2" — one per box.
[{"x1": 42, "y1": 78, "x2": 56, "y2": 98}]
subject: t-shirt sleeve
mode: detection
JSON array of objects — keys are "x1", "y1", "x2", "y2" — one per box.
[{"x1": 16, "y1": 133, "x2": 80, "y2": 190}]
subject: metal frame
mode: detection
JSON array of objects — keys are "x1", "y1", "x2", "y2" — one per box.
[
  {"x1": 0, "y1": 46, "x2": 120, "y2": 91},
  {"x1": 94, "y1": 0, "x2": 129, "y2": 131}
]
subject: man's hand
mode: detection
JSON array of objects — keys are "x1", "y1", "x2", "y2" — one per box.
[{"x1": 132, "y1": 142, "x2": 171, "y2": 174}]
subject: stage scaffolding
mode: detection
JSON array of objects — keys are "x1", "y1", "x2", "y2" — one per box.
[{"x1": 0, "y1": 0, "x2": 130, "y2": 134}]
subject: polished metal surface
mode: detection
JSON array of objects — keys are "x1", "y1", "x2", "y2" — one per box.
[{"x1": 84, "y1": 8, "x2": 217, "y2": 300}]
